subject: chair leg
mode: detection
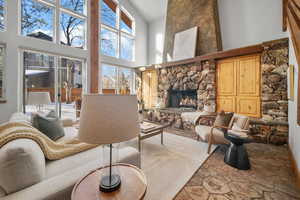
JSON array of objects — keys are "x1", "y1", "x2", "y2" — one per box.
[{"x1": 207, "y1": 131, "x2": 214, "y2": 154}]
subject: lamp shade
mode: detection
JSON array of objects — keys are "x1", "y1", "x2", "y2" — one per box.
[
  {"x1": 27, "y1": 92, "x2": 51, "y2": 105},
  {"x1": 78, "y1": 94, "x2": 140, "y2": 145}
]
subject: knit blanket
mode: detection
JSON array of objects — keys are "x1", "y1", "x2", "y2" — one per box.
[{"x1": 0, "y1": 122, "x2": 98, "y2": 160}]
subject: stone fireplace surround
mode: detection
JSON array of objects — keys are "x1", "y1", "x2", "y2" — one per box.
[
  {"x1": 141, "y1": 39, "x2": 289, "y2": 145},
  {"x1": 158, "y1": 61, "x2": 216, "y2": 110}
]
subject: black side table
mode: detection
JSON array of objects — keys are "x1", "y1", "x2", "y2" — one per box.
[{"x1": 224, "y1": 132, "x2": 251, "y2": 170}]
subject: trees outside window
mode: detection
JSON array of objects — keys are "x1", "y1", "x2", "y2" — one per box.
[
  {"x1": 100, "y1": 0, "x2": 135, "y2": 61},
  {"x1": 21, "y1": 0, "x2": 86, "y2": 49}
]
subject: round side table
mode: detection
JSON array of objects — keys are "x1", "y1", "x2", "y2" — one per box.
[{"x1": 72, "y1": 163, "x2": 147, "y2": 200}]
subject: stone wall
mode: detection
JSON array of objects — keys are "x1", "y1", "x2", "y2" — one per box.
[
  {"x1": 163, "y1": 0, "x2": 222, "y2": 62},
  {"x1": 157, "y1": 61, "x2": 216, "y2": 110},
  {"x1": 142, "y1": 39, "x2": 289, "y2": 145},
  {"x1": 249, "y1": 39, "x2": 289, "y2": 145}
]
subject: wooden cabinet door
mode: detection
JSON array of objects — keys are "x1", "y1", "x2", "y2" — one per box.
[
  {"x1": 217, "y1": 59, "x2": 236, "y2": 96},
  {"x1": 236, "y1": 97, "x2": 261, "y2": 117},
  {"x1": 217, "y1": 96, "x2": 236, "y2": 113},
  {"x1": 142, "y1": 70, "x2": 157, "y2": 109},
  {"x1": 217, "y1": 54, "x2": 261, "y2": 118},
  {"x1": 237, "y1": 55, "x2": 260, "y2": 97},
  {"x1": 149, "y1": 71, "x2": 158, "y2": 108},
  {"x1": 142, "y1": 71, "x2": 150, "y2": 109}
]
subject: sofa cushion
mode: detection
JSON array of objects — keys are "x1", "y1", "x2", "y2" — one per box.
[
  {"x1": 32, "y1": 114, "x2": 65, "y2": 141},
  {"x1": 45, "y1": 146, "x2": 140, "y2": 179},
  {"x1": 195, "y1": 125, "x2": 229, "y2": 144},
  {"x1": 0, "y1": 139, "x2": 46, "y2": 194}
]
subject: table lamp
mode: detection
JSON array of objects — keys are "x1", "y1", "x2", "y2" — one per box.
[
  {"x1": 27, "y1": 92, "x2": 51, "y2": 111},
  {"x1": 78, "y1": 94, "x2": 140, "y2": 192}
]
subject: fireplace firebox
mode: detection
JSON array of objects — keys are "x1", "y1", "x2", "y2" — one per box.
[{"x1": 168, "y1": 90, "x2": 197, "y2": 108}]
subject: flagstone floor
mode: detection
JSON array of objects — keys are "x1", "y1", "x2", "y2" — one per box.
[{"x1": 169, "y1": 129, "x2": 300, "y2": 200}]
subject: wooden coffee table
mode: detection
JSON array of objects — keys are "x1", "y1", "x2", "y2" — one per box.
[
  {"x1": 71, "y1": 164, "x2": 147, "y2": 200},
  {"x1": 139, "y1": 121, "x2": 170, "y2": 152}
]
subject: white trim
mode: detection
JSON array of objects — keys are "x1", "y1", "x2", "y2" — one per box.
[{"x1": 0, "y1": 44, "x2": 6, "y2": 101}]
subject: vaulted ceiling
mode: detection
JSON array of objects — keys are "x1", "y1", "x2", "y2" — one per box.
[{"x1": 128, "y1": 0, "x2": 168, "y2": 22}]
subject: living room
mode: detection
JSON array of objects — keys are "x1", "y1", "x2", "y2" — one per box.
[{"x1": 0, "y1": 0, "x2": 300, "y2": 199}]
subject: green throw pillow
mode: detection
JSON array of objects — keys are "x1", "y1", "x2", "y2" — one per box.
[{"x1": 32, "y1": 114, "x2": 65, "y2": 141}]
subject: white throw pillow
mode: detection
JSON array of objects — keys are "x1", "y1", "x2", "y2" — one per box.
[
  {"x1": 9, "y1": 112, "x2": 32, "y2": 125},
  {"x1": 0, "y1": 139, "x2": 46, "y2": 194}
]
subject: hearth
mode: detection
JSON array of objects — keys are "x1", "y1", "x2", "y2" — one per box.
[{"x1": 168, "y1": 90, "x2": 197, "y2": 109}]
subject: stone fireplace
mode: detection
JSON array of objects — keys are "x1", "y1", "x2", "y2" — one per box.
[{"x1": 158, "y1": 61, "x2": 216, "y2": 111}]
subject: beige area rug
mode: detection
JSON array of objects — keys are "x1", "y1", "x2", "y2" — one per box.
[{"x1": 129, "y1": 133, "x2": 216, "y2": 200}]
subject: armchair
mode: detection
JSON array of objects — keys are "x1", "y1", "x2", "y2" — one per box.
[{"x1": 195, "y1": 114, "x2": 250, "y2": 154}]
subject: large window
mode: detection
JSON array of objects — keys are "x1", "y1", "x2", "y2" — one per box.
[
  {"x1": 0, "y1": 0, "x2": 5, "y2": 31},
  {"x1": 21, "y1": 0, "x2": 86, "y2": 48},
  {"x1": 24, "y1": 50, "x2": 85, "y2": 120},
  {"x1": 100, "y1": 0, "x2": 134, "y2": 61},
  {"x1": 101, "y1": 63, "x2": 134, "y2": 94}
]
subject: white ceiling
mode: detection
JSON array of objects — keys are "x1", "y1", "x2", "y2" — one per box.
[{"x1": 128, "y1": 0, "x2": 168, "y2": 22}]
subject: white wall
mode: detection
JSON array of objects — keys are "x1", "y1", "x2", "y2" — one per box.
[
  {"x1": 288, "y1": 29, "x2": 300, "y2": 168},
  {"x1": 146, "y1": 0, "x2": 288, "y2": 65},
  {"x1": 148, "y1": 17, "x2": 166, "y2": 65},
  {"x1": 101, "y1": 0, "x2": 148, "y2": 67},
  {"x1": 218, "y1": 0, "x2": 287, "y2": 50}
]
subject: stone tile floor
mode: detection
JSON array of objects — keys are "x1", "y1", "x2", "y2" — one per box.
[{"x1": 167, "y1": 129, "x2": 300, "y2": 200}]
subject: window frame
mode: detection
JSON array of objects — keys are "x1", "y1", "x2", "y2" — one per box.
[
  {"x1": 21, "y1": 48, "x2": 87, "y2": 118},
  {"x1": 0, "y1": 43, "x2": 6, "y2": 101},
  {"x1": 100, "y1": 62, "x2": 135, "y2": 95},
  {"x1": 20, "y1": 0, "x2": 88, "y2": 49},
  {"x1": 100, "y1": 0, "x2": 135, "y2": 62}
]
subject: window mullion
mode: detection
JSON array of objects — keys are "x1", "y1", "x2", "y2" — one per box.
[{"x1": 55, "y1": 0, "x2": 60, "y2": 45}]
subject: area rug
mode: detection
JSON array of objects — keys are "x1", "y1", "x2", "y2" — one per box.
[{"x1": 129, "y1": 133, "x2": 216, "y2": 200}]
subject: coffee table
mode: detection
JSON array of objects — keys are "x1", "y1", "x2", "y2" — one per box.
[
  {"x1": 71, "y1": 164, "x2": 147, "y2": 200},
  {"x1": 139, "y1": 121, "x2": 170, "y2": 152}
]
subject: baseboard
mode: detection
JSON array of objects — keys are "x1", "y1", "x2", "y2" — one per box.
[{"x1": 288, "y1": 146, "x2": 300, "y2": 188}]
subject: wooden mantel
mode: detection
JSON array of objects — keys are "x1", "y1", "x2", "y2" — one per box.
[{"x1": 149, "y1": 44, "x2": 264, "y2": 69}]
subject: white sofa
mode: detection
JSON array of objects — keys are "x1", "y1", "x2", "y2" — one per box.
[{"x1": 0, "y1": 113, "x2": 141, "y2": 200}]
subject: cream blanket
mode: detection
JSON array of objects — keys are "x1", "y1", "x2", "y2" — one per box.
[{"x1": 0, "y1": 122, "x2": 97, "y2": 160}]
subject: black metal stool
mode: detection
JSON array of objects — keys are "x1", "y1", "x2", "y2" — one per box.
[{"x1": 224, "y1": 132, "x2": 251, "y2": 170}]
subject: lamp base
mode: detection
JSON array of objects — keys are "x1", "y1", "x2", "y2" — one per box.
[{"x1": 99, "y1": 174, "x2": 121, "y2": 193}]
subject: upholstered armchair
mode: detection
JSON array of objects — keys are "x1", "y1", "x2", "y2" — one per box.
[{"x1": 195, "y1": 114, "x2": 250, "y2": 154}]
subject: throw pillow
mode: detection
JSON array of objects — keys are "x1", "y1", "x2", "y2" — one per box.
[
  {"x1": 214, "y1": 111, "x2": 234, "y2": 131},
  {"x1": 0, "y1": 139, "x2": 46, "y2": 194},
  {"x1": 32, "y1": 114, "x2": 65, "y2": 141}
]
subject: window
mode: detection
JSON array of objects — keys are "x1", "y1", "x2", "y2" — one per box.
[
  {"x1": 23, "y1": 50, "x2": 85, "y2": 120},
  {"x1": 60, "y1": 12, "x2": 85, "y2": 48},
  {"x1": 100, "y1": 0, "x2": 135, "y2": 61},
  {"x1": 21, "y1": 0, "x2": 54, "y2": 41},
  {"x1": 101, "y1": 63, "x2": 134, "y2": 94},
  {"x1": 21, "y1": 0, "x2": 87, "y2": 49},
  {"x1": 0, "y1": 45, "x2": 5, "y2": 99},
  {"x1": 0, "y1": 0, "x2": 5, "y2": 31}
]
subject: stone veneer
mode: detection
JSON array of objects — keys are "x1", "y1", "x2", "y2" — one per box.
[
  {"x1": 163, "y1": 0, "x2": 222, "y2": 62},
  {"x1": 249, "y1": 39, "x2": 289, "y2": 145},
  {"x1": 142, "y1": 39, "x2": 289, "y2": 145}
]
